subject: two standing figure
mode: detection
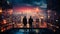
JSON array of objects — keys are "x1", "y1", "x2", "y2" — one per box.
[{"x1": 23, "y1": 16, "x2": 33, "y2": 28}]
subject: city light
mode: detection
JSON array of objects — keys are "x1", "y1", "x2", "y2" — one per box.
[
  {"x1": 47, "y1": 10, "x2": 51, "y2": 13},
  {"x1": 40, "y1": 16, "x2": 44, "y2": 19},
  {"x1": 1, "y1": 28, "x2": 6, "y2": 32},
  {"x1": 0, "y1": 8, "x2": 2, "y2": 14},
  {"x1": 39, "y1": 22, "x2": 47, "y2": 28},
  {"x1": 1, "y1": 0, "x2": 60, "y2": 34},
  {"x1": 48, "y1": 15, "x2": 50, "y2": 19},
  {"x1": 56, "y1": 26, "x2": 59, "y2": 28},
  {"x1": 3, "y1": 19, "x2": 7, "y2": 24},
  {"x1": 53, "y1": 29, "x2": 56, "y2": 32},
  {"x1": 7, "y1": 9, "x2": 13, "y2": 15},
  {"x1": 17, "y1": 23, "x2": 23, "y2": 28},
  {"x1": 56, "y1": 20, "x2": 58, "y2": 22},
  {"x1": 7, "y1": 25, "x2": 12, "y2": 30},
  {"x1": 35, "y1": 29, "x2": 39, "y2": 33},
  {"x1": 34, "y1": 7, "x2": 40, "y2": 13},
  {"x1": 13, "y1": 7, "x2": 41, "y2": 16},
  {"x1": 26, "y1": 23, "x2": 30, "y2": 28}
]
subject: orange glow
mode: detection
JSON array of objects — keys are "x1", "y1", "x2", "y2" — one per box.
[
  {"x1": 20, "y1": 23, "x2": 23, "y2": 28},
  {"x1": 34, "y1": 7, "x2": 40, "y2": 13},
  {"x1": 0, "y1": 8, "x2": 2, "y2": 13},
  {"x1": 1, "y1": 28, "x2": 6, "y2": 32},
  {"x1": 17, "y1": 23, "x2": 23, "y2": 28},
  {"x1": 26, "y1": 23, "x2": 30, "y2": 28},
  {"x1": 22, "y1": 9, "x2": 33, "y2": 14},
  {"x1": 39, "y1": 22, "x2": 47, "y2": 28},
  {"x1": 14, "y1": 7, "x2": 40, "y2": 14},
  {"x1": 3, "y1": 19, "x2": 7, "y2": 24},
  {"x1": 8, "y1": 9, "x2": 13, "y2": 15},
  {"x1": 0, "y1": 9, "x2": 2, "y2": 12},
  {"x1": 40, "y1": 16, "x2": 44, "y2": 19}
]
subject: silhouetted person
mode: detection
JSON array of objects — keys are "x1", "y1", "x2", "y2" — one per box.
[
  {"x1": 29, "y1": 16, "x2": 33, "y2": 28},
  {"x1": 23, "y1": 16, "x2": 27, "y2": 34},
  {"x1": 23, "y1": 16, "x2": 27, "y2": 28},
  {"x1": 29, "y1": 16, "x2": 33, "y2": 31}
]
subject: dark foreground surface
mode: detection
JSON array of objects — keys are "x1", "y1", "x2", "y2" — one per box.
[{"x1": 0, "y1": 28, "x2": 60, "y2": 34}]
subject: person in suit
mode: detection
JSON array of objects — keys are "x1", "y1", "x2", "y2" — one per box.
[
  {"x1": 23, "y1": 16, "x2": 27, "y2": 28},
  {"x1": 29, "y1": 16, "x2": 33, "y2": 28},
  {"x1": 29, "y1": 16, "x2": 33, "y2": 31}
]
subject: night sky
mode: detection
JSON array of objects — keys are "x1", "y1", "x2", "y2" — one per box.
[
  {"x1": 8, "y1": 0, "x2": 47, "y2": 9},
  {"x1": 1, "y1": 0, "x2": 60, "y2": 14},
  {"x1": 47, "y1": 0, "x2": 60, "y2": 14}
]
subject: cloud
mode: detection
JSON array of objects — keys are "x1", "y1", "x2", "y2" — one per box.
[
  {"x1": 33, "y1": 1, "x2": 41, "y2": 5},
  {"x1": 32, "y1": 0, "x2": 47, "y2": 8},
  {"x1": 25, "y1": 4, "x2": 32, "y2": 6},
  {"x1": 8, "y1": 0, "x2": 47, "y2": 9},
  {"x1": 40, "y1": 3, "x2": 47, "y2": 8}
]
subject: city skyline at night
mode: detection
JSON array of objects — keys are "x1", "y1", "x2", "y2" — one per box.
[{"x1": 0, "y1": 0, "x2": 60, "y2": 34}]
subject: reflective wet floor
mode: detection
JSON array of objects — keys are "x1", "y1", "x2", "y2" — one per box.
[{"x1": 1, "y1": 28, "x2": 60, "y2": 34}]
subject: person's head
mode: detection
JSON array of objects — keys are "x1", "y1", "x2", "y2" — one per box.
[{"x1": 24, "y1": 16, "x2": 26, "y2": 18}]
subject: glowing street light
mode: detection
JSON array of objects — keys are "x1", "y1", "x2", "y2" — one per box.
[
  {"x1": 0, "y1": 9, "x2": 2, "y2": 12},
  {"x1": 1, "y1": 28, "x2": 6, "y2": 32},
  {"x1": 48, "y1": 15, "x2": 50, "y2": 19},
  {"x1": 40, "y1": 16, "x2": 44, "y2": 19},
  {"x1": 0, "y1": 8, "x2": 2, "y2": 14}
]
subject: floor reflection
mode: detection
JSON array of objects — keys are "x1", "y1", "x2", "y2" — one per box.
[{"x1": 1, "y1": 28, "x2": 56, "y2": 34}]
